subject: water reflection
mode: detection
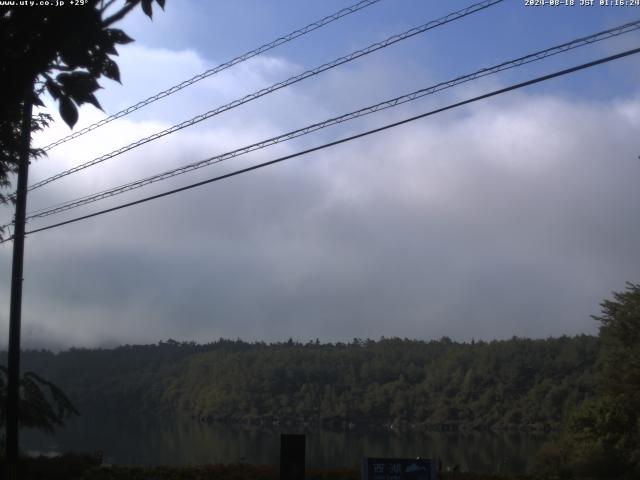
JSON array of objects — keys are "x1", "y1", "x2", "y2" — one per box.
[{"x1": 23, "y1": 417, "x2": 548, "y2": 474}]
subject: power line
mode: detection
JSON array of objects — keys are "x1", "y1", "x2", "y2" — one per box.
[
  {"x1": 2, "y1": 46, "x2": 635, "y2": 244},
  {"x1": 39, "y1": 0, "x2": 384, "y2": 152},
  {"x1": 22, "y1": 19, "x2": 640, "y2": 221},
  {"x1": 28, "y1": 0, "x2": 504, "y2": 191}
]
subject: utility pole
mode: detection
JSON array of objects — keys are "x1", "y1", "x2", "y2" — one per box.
[{"x1": 6, "y1": 83, "x2": 34, "y2": 480}]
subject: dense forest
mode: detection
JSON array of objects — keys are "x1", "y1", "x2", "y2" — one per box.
[{"x1": 4, "y1": 335, "x2": 599, "y2": 432}]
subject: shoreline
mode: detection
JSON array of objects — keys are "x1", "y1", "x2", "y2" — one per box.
[{"x1": 189, "y1": 415, "x2": 557, "y2": 434}]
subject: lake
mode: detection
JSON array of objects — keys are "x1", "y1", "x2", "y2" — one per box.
[{"x1": 22, "y1": 416, "x2": 550, "y2": 474}]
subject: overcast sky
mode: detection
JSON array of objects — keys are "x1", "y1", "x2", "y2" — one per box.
[{"x1": 2, "y1": 0, "x2": 640, "y2": 349}]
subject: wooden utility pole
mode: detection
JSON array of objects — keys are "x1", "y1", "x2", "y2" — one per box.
[{"x1": 6, "y1": 84, "x2": 34, "y2": 480}]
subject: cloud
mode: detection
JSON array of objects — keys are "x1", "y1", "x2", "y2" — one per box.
[{"x1": 1, "y1": 45, "x2": 639, "y2": 350}]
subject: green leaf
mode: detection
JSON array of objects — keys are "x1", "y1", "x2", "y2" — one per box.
[
  {"x1": 59, "y1": 96, "x2": 78, "y2": 128},
  {"x1": 31, "y1": 94, "x2": 45, "y2": 107},
  {"x1": 102, "y1": 40, "x2": 119, "y2": 56},
  {"x1": 57, "y1": 72, "x2": 102, "y2": 102},
  {"x1": 57, "y1": 72, "x2": 88, "y2": 90},
  {"x1": 45, "y1": 78, "x2": 62, "y2": 100},
  {"x1": 81, "y1": 93, "x2": 103, "y2": 111},
  {"x1": 141, "y1": 0, "x2": 153, "y2": 18},
  {"x1": 107, "y1": 28, "x2": 134, "y2": 45},
  {"x1": 102, "y1": 58, "x2": 121, "y2": 83},
  {"x1": 58, "y1": 71, "x2": 104, "y2": 110}
]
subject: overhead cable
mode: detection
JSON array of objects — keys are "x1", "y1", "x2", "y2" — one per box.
[
  {"x1": 28, "y1": 0, "x2": 504, "y2": 191},
  {"x1": 40, "y1": 0, "x2": 384, "y2": 152},
  {"x1": 1, "y1": 46, "x2": 635, "y2": 244},
  {"x1": 23, "y1": 19, "x2": 640, "y2": 221}
]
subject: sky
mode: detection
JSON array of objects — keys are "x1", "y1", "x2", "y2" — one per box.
[{"x1": 2, "y1": 0, "x2": 640, "y2": 350}]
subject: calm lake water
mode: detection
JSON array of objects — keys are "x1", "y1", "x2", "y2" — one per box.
[{"x1": 22, "y1": 416, "x2": 550, "y2": 474}]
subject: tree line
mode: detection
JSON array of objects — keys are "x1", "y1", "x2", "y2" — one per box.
[{"x1": 5, "y1": 335, "x2": 599, "y2": 432}]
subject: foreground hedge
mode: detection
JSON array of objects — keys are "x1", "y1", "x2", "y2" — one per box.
[{"x1": 1, "y1": 456, "x2": 524, "y2": 480}]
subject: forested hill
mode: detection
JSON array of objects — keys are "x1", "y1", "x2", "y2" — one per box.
[{"x1": 9, "y1": 336, "x2": 598, "y2": 431}]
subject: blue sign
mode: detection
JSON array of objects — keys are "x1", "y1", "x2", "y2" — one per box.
[{"x1": 363, "y1": 458, "x2": 436, "y2": 480}]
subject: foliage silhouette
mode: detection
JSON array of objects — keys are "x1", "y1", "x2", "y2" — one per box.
[
  {"x1": 0, "y1": 0, "x2": 165, "y2": 222},
  {"x1": 535, "y1": 282, "x2": 640, "y2": 478},
  {"x1": 0, "y1": 365, "x2": 78, "y2": 435}
]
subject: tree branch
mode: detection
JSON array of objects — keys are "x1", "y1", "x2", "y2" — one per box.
[
  {"x1": 100, "y1": 0, "x2": 118, "y2": 14},
  {"x1": 103, "y1": 1, "x2": 137, "y2": 27}
]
